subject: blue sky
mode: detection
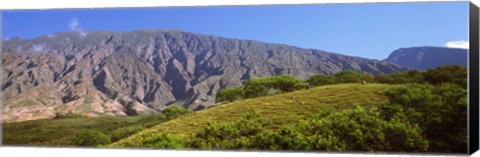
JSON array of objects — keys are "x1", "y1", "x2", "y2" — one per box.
[{"x1": 2, "y1": 2, "x2": 469, "y2": 60}]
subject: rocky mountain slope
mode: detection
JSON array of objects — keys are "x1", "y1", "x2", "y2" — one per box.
[
  {"x1": 2, "y1": 30, "x2": 407, "y2": 123},
  {"x1": 383, "y1": 46, "x2": 467, "y2": 70}
]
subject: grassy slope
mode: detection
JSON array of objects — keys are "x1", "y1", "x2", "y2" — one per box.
[
  {"x1": 111, "y1": 83, "x2": 397, "y2": 147},
  {"x1": 2, "y1": 114, "x2": 167, "y2": 146}
]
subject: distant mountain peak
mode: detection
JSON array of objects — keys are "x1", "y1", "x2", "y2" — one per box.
[{"x1": 383, "y1": 46, "x2": 467, "y2": 70}]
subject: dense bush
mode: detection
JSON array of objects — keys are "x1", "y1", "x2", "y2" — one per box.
[
  {"x1": 381, "y1": 83, "x2": 467, "y2": 153},
  {"x1": 217, "y1": 75, "x2": 308, "y2": 101},
  {"x1": 243, "y1": 78, "x2": 271, "y2": 98},
  {"x1": 306, "y1": 74, "x2": 336, "y2": 87},
  {"x1": 375, "y1": 65, "x2": 466, "y2": 86},
  {"x1": 424, "y1": 65, "x2": 467, "y2": 87},
  {"x1": 266, "y1": 75, "x2": 308, "y2": 92},
  {"x1": 375, "y1": 70, "x2": 425, "y2": 84},
  {"x1": 188, "y1": 106, "x2": 429, "y2": 152},
  {"x1": 333, "y1": 70, "x2": 374, "y2": 83},
  {"x1": 162, "y1": 105, "x2": 191, "y2": 119},
  {"x1": 137, "y1": 133, "x2": 184, "y2": 149},
  {"x1": 215, "y1": 87, "x2": 245, "y2": 103},
  {"x1": 302, "y1": 106, "x2": 428, "y2": 152},
  {"x1": 72, "y1": 130, "x2": 112, "y2": 146},
  {"x1": 188, "y1": 109, "x2": 270, "y2": 149}
]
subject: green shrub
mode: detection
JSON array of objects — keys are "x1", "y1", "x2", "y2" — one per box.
[
  {"x1": 243, "y1": 78, "x2": 270, "y2": 98},
  {"x1": 306, "y1": 74, "x2": 336, "y2": 87},
  {"x1": 424, "y1": 65, "x2": 466, "y2": 87},
  {"x1": 333, "y1": 70, "x2": 374, "y2": 83},
  {"x1": 72, "y1": 130, "x2": 111, "y2": 146},
  {"x1": 162, "y1": 105, "x2": 191, "y2": 119},
  {"x1": 215, "y1": 87, "x2": 245, "y2": 103},
  {"x1": 374, "y1": 70, "x2": 425, "y2": 84},
  {"x1": 266, "y1": 75, "x2": 308, "y2": 92},
  {"x1": 188, "y1": 108, "x2": 270, "y2": 149},
  {"x1": 381, "y1": 83, "x2": 467, "y2": 153},
  {"x1": 139, "y1": 133, "x2": 184, "y2": 149}
]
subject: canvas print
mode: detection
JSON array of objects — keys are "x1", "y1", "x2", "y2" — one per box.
[{"x1": 1, "y1": 2, "x2": 470, "y2": 154}]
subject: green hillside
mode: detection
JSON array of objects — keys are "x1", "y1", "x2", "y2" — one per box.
[
  {"x1": 111, "y1": 83, "x2": 397, "y2": 147},
  {"x1": 2, "y1": 114, "x2": 168, "y2": 146}
]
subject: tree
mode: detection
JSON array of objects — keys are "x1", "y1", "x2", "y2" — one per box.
[
  {"x1": 333, "y1": 70, "x2": 373, "y2": 83},
  {"x1": 307, "y1": 74, "x2": 336, "y2": 87},
  {"x1": 267, "y1": 75, "x2": 308, "y2": 92},
  {"x1": 424, "y1": 65, "x2": 467, "y2": 87},
  {"x1": 162, "y1": 105, "x2": 191, "y2": 119},
  {"x1": 381, "y1": 83, "x2": 467, "y2": 153},
  {"x1": 138, "y1": 133, "x2": 184, "y2": 149},
  {"x1": 215, "y1": 87, "x2": 244, "y2": 103},
  {"x1": 72, "y1": 130, "x2": 112, "y2": 146},
  {"x1": 188, "y1": 108, "x2": 270, "y2": 149},
  {"x1": 243, "y1": 78, "x2": 270, "y2": 98},
  {"x1": 374, "y1": 70, "x2": 425, "y2": 84},
  {"x1": 302, "y1": 106, "x2": 428, "y2": 152}
]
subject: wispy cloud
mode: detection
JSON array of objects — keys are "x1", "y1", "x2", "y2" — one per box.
[
  {"x1": 445, "y1": 40, "x2": 469, "y2": 49},
  {"x1": 69, "y1": 18, "x2": 80, "y2": 31},
  {"x1": 69, "y1": 18, "x2": 87, "y2": 38},
  {"x1": 32, "y1": 44, "x2": 46, "y2": 52}
]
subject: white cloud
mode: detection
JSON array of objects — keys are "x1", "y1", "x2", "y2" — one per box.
[
  {"x1": 32, "y1": 44, "x2": 46, "y2": 52},
  {"x1": 445, "y1": 40, "x2": 469, "y2": 49},
  {"x1": 68, "y1": 17, "x2": 88, "y2": 38},
  {"x1": 69, "y1": 18, "x2": 80, "y2": 31}
]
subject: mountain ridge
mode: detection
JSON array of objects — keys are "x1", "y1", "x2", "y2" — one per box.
[
  {"x1": 2, "y1": 29, "x2": 408, "y2": 123},
  {"x1": 383, "y1": 46, "x2": 467, "y2": 70}
]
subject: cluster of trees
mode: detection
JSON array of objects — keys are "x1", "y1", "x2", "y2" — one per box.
[
  {"x1": 216, "y1": 65, "x2": 466, "y2": 104},
  {"x1": 215, "y1": 71, "x2": 375, "y2": 103},
  {"x1": 143, "y1": 83, "x2": 467, "y2": 152},
  {"x1": 216, "y1": 75, "x2": 308, "y2": 103},
  {"x1": 374, "y1": 65, "x2": 466, "y2": 87}
]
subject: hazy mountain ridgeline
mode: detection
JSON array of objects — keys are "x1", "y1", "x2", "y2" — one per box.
[
  {"x1": 383, "y1": 46, "x2": 467, "y2": 70},
  {"x1": 1, "y1": 30, "x2": 407, "y2": 123}
]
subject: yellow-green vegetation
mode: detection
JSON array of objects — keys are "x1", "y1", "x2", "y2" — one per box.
[
  {"x1": 111, "y1": 83, "x2": 397, "y2": 147},
  {"x1": 2, "y1": 114, "x2": 167, "y2": 146}
]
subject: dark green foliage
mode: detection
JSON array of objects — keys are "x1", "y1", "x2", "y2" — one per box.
[
  {"x1": 306, "y1": 74, "x2": 336, "y2": 87},
  {"x1": 424, "y1": 65, "x2": 467, "y2": 87},
  {"x1": 375, "y1": 70, "x2": 425, "y2": 84},
  {"x1": 243, "y1": 78, "x2": 270, "y2": 98},
  {"x1": 72, "y1": 130, "x2": 112, "y2": 146},
  {"x1": 383, "y1": 113, "x2": 429, "y2": 152},
  {"x1": 188, "y1": 109, "x2": 270, "y2": 149},
  {"x1": 381, "y1": 83, "x2": 467, "y2": 153},
  {"x1": 301, "y1": 106, "x2": 428, "y2": 152},
  {"x1": 188, "y1": 106, "x2": 429, "y2": 152},
  {"x1": 333, "y1": 70, "x2": 374, "y2": 83},
  {"x1": 251, "y1": 126, "x2": 311, "y2": 150},
  {"x1": 111, "y1": 125, "x2": 146, "y2": 142},
  {"x1": 137, "y1": 133, "x2": 184, "y2": 148},
  {"x1": 162, "y1": 105, "x2": 191, "y2": 119},
  {"x1": 215, "y1": 87, "x2": 244, "y2": 103},
  {"x1": 266, "y1": 75, "x2": 308, "y2": 92},
  {"x1": 243, "y1": 75, "x2": 308, "y2": 98}
]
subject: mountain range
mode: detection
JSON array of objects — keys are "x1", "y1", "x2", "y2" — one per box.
[
  {"x1": 383, "y1": 46, "x2": 467, "y2": 70},
  {"x1": 1, "y1": 30, "x2": 464, "y2": 123}
]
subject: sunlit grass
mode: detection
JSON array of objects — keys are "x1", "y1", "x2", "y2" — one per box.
[{"x1": 111, "y1": 83, "x2": 398, "y2": 147}]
